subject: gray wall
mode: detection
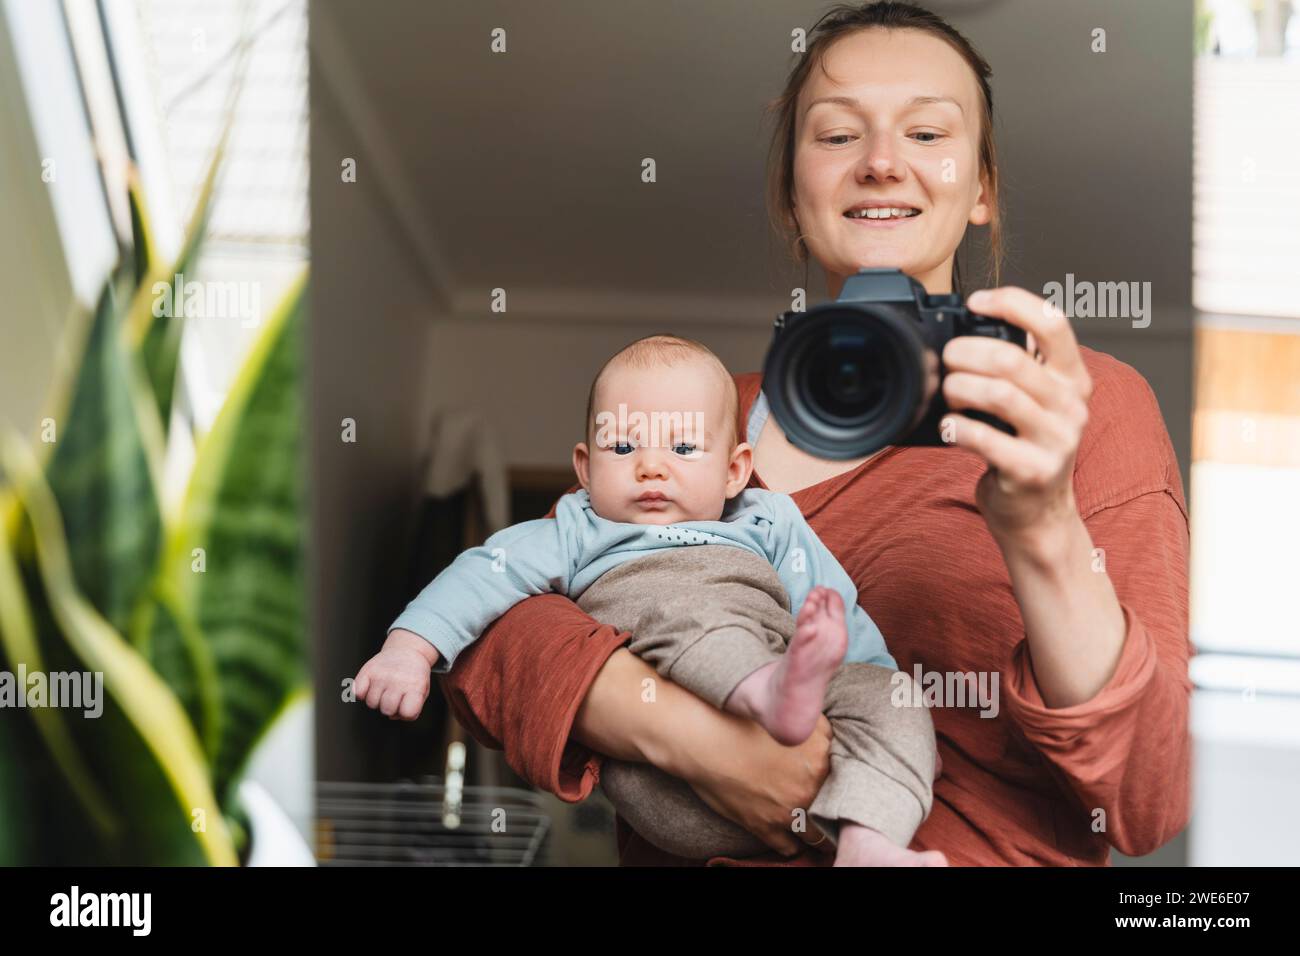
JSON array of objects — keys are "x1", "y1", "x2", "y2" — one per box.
[
  {"x1": 309, "y1": 74, "x2": 438, "y2": 780},
  {"x1": 962, "y1": 0, "x2": 1193, "y2": 498}
]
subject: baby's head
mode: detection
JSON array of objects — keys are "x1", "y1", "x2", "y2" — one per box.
[{"x1": 572, "y1": 334, "x2": 754, "y2": 525}]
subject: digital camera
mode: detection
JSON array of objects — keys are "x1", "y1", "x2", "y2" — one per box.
[{"x1": 761, "y1": 268, "x2": 1028, "y2": 460}]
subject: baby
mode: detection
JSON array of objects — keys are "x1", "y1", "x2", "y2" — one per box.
[{"x1": 355, "y1": 334, "x2": 943, "y2": 866}]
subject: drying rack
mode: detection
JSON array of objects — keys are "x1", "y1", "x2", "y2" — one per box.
[{"x1": 316, "y1": 776, "x2": 551, "y2": 866}]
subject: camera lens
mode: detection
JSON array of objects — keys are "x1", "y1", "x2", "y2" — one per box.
[
  {"x1": 804, "y1": 327, "x2": 891, "y2": 423},
  {"x1": 763, "y1": 304, "x2": 929, "y2": 459},
  {"x1": 830, "y1": 362, "x2": 863, "y2": 403}
]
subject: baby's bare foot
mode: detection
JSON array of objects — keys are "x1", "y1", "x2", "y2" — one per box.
[
  {"x1": 724, "y1": 587, "x2": 848, "y2": 744},
  {"x1": 832, "y1": 824, "x2": 949, "y2": 867},
  {"x1": 763, "y1": 587, "x2": 848, "y2": 745}
]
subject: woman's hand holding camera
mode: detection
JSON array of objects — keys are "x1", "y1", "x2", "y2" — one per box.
[{"x1": 940, "y1": 286, "x2": 1094, "y2": 547}]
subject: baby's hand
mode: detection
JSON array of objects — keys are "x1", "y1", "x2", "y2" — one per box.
[{"x1": 354, "y1": 629, "x2": 441, "y2": 720}]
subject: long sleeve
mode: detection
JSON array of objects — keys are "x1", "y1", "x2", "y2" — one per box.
[
  {"x1": 1000, "y1": 487, "x2": 1192, "y2": 856},
  {"x1": 438, "y1": 592, "x2": 632, "y2": 800},
  {"x1": 434, "y1": 484, "x2": 632, "y2": 801},
  {"x1": 765, "y1": 493, "x2": 896, "y2": 670},
  {"x1": 389, "y1": 508, "x2": 578, "y2": 673}
]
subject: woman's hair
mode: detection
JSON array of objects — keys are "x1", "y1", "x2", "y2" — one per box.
[{"x1": 764, "y1": 0, "x2": 1003, "y2": 295}]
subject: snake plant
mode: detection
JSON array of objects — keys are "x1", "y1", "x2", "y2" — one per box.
[{"x1": 0, "y1": 133, "x2": 309, "y2": 865}]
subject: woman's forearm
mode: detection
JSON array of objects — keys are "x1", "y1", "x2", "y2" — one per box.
[
  {"x1": 571, "y1": 647, "x2": 741, "y2": 775},
  {"x1": 571, "y1": 646, "x2": 836, "y2": 855},
  {"x1": 570, "y1": 648, "x2": 659, "y2": 761},
  {"x1": 994, "y1": 505, "x2": 1127, "y2": 708}
]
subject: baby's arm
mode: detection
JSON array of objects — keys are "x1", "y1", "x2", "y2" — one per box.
[
  {"x1": 388, "y1": 514, "x2": 575, "y2": 673},
  {"x1": 764, "y1": 494, "x2": 897, "y2": 670},
  {"x1": 355, "y1": 500, "x2": 581, "y2": 719},
  {"x1": 354, "y1": 627, "x2": 441, "y2": 720}
]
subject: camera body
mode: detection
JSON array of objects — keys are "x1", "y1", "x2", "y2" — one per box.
[{"x1": 761, "y1": 268, "x2": 1027, "y2": 460}]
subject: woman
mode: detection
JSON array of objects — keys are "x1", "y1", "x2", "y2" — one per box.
[{"x1": 429, "y1": 1, "x2": 1192, "y2": 865}]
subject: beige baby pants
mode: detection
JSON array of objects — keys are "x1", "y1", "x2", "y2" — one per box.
[{"x1": 574, "y1": 543, "x2": 935, "y2": 859}]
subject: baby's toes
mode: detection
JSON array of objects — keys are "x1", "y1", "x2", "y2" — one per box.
[
  {"x1": 796, "y1": 591, "x2": 819, "y2": 623},
  {"x1": 822, "y1": 588, "x2": 845, "y2": 622}
]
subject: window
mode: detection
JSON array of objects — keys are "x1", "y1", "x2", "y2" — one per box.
[
  {"x1": 100, "y1": 0, "x2": 308, "y2": 502},
  {"x1": 1193, "y1": 0, "x2": 1300, "y2": 318},
  {"x1": 1189, "y1": 0, "x2": 1300, "y2": 866},
  {"x1": 1190, "y1": 0, "x2": 1300, "y2": 665}
]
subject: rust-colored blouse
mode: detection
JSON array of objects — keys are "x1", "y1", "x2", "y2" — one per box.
[{"x1": 439, "y1": 347, "x2": 1193, "y2": 865}]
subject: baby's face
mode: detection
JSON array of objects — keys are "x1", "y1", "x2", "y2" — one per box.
[{"x1": 573, "y1": 360, "x2": 752, "y2": 525}]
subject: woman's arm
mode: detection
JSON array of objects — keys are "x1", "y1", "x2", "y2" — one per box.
[
  {"x1": 939, "y1": 286, "x2": 1192, "y2": 855},
  {"x1": 440, "y1": 596, "x2": 834, "y2": 855},
  {"x1": 1000, "y1": 488, "x2": 1191, "y2": 856},
  {"x1": 438, "y1": 591, "x2": 629, "y2": 800},
  {"x1": 993, "y1": 499, "x2": 1127, "y2": 707},
  {"x1": 573, "y1": 646, "x2": 835, "y2": 856}
]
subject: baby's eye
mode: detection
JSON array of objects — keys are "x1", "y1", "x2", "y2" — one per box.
[
  {"x1": 613, "y1": 442, "x2": 634, "y2": 455},
  {"x1": 673, "y1": 443, "x2": 697, "y2": 456}
]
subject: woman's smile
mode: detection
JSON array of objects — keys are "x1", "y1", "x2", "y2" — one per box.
[
  {"x1": 844, "y1": 201, "x2": 923, "y2": 221},
  {"x1": 843, "y1": 209, "x2": 923, "y2": 227}
]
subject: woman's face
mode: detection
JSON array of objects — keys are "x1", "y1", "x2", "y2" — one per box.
[{"x1": 792, "y1": 28, "x2": 991, "y2": 297}]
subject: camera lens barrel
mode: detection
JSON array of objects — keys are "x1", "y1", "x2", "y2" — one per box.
[
  {"x1": 760, "y1": 269, "x2": 1024, "y2": 460},
  {"x1": 762, "y1": 303, "x2": 933, "y2": 460}
]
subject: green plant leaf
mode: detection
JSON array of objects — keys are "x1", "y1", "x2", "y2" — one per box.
[
  {"x1": 141, "y1": 579, "x2": 223, "y2": 763},
  {"x1": 163, "y1": 271, "x2": 308, "y2": 804},
  {"x1": 0, "y1": 488, "x2": 119, "y2": 841},
  {"x1": 126, "y1": 574, "x2": 224, "y2": 768},
  {"x1": 0, "y1": 431, "x2": 237, "y2": 865},
  {"x1": 126, "y1": 170, "x2": 156, "y2": 289},
  {"x1": 124, "y1": 69, "x2": 240, "y2": 436},
  {"x1": 0, "y1": 684, "x2": 40, "y2": 864},
  {"x1": 42, "y1": 281, "x2": 163, "y2": 638},
  {"x1": 0, "y1": 519, "x2": 105, "y2": 865}
]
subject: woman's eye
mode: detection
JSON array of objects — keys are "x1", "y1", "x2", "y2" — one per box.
[
  {"x1": 819, "y1": 132, "x2": 942, "y2": 146},
  {"x1": 673, "y1": 443, "x2": 697, "y2": 456}
]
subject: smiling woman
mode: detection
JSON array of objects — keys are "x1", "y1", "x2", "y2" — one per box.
[{"x1": 766, "y1": 6, "x2": 1003, "y2": 298}]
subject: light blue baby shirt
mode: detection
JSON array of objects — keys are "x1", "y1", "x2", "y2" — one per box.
[{"x1": 390, "y1": 487, "x2": 895, "y2": 675}]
